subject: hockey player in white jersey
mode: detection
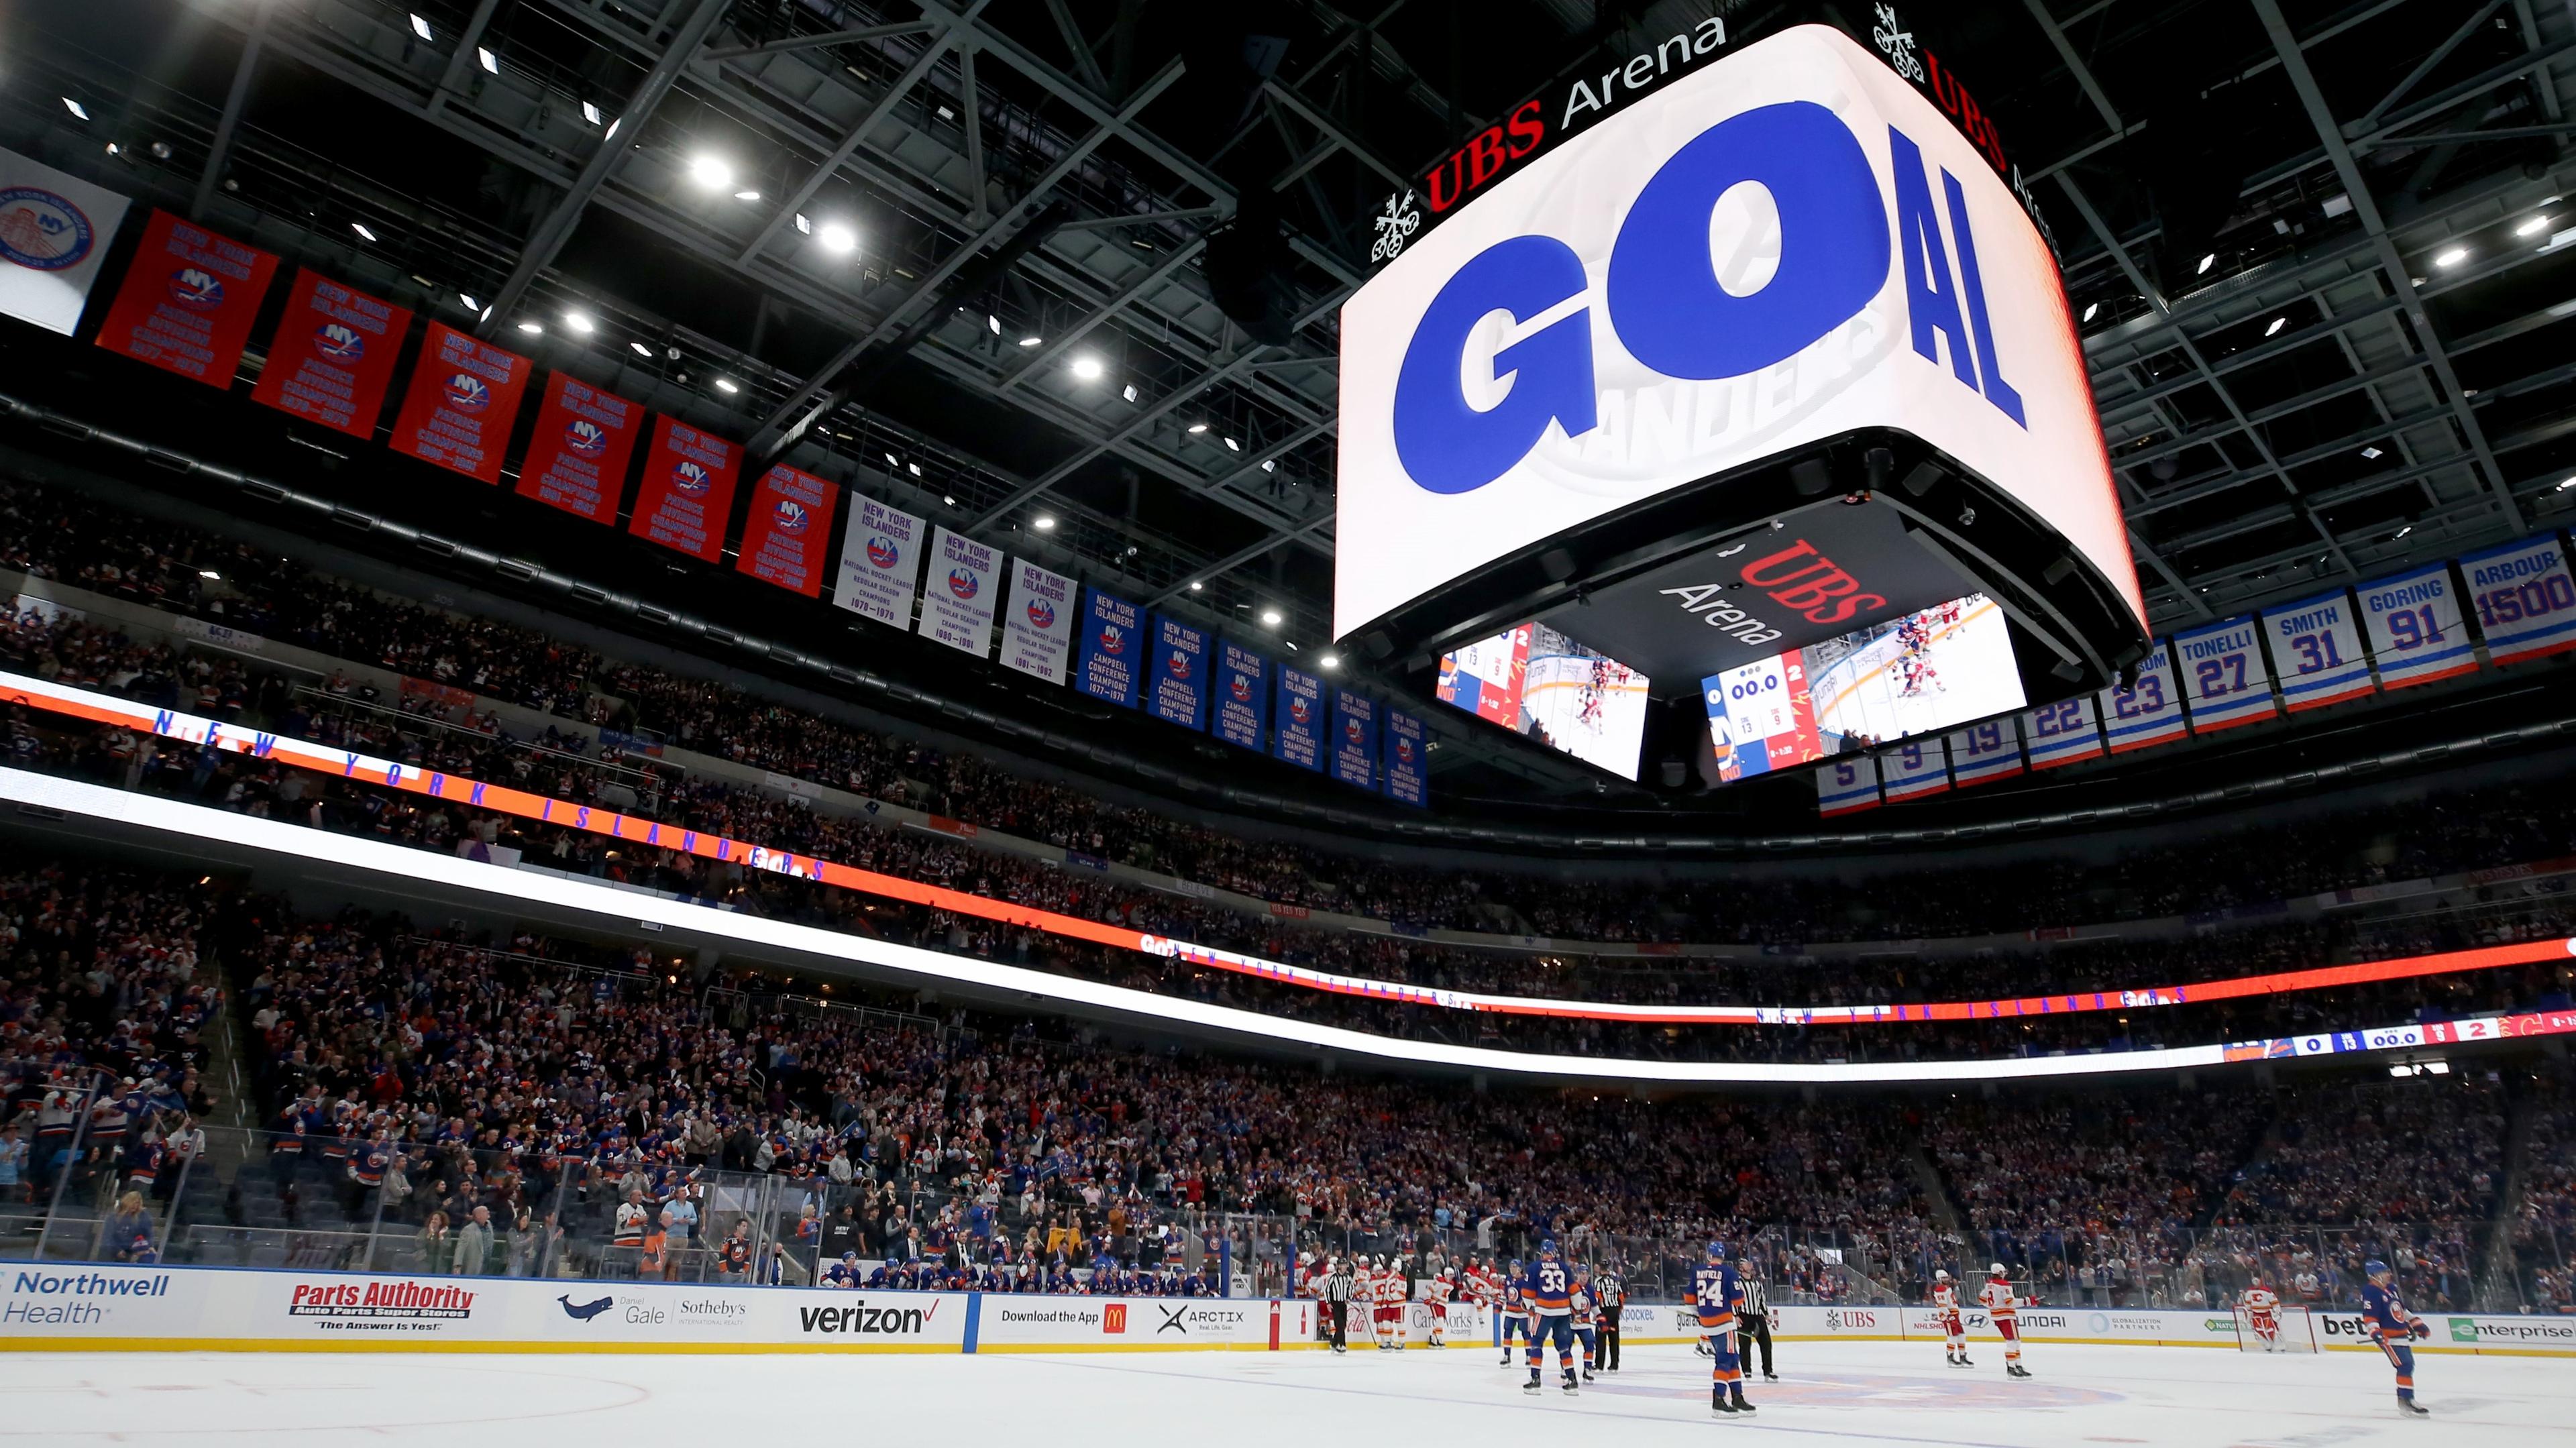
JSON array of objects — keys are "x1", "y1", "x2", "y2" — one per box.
[
  {"x1": 2243, "y1": 1278, "x2": 2282, "y2": 1351},
  {"x1": 1980, "y1": 1264, "x2": 2032, "y2": 1378},
  {"x1": 1933, "y1": 1269, "x2": 1973, "y2": 1367}
]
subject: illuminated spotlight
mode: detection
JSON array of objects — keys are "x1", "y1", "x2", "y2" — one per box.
[
  {"x1": 1320, "y1": 653, "x2": 1340, "y2": 669},
  {"x1": 818, "y1": 221, "x2": 857, "y2": 254},
  {"x1": 1033, "y1": 514, "x2": 1057, "y2": 531},
  {"x1": 476, "y1": 48, "x2": 498, "y2": 74},
  {"x1": 1222, "y1": 436, "x2": 1240, "y2": 451},
  {"x1": 2196, "y1": 252, "x2": 2216, "y2": 274},
  {"x1": 61, "y1": 97, "x2": 91, "y2": 121},
  {"x1": 1260, "y1": 459, "x2": 1277, "y2": 472},
  {"x1": 1122, "y1": 383, "x2": 1138, "y2": 402},
  {"x1": 197, "y1": 569, "x2": 221, "y2": 581},
  {"x1": 713, "y1": 377, "x2": 740, "y2": 394},
  {"x1": 941, "y1": 494, "x2": 955, "y2": 506},
  {"x1": 2392, "y1": 525, "x2": 2413, "y2": 540},
  {"x1": 2433, "y1": 245, "x2": 2469, "y2": 268},
  {"x1": 516, "y1": 320, "x2": 543, "y2": 335},
  {"x1": 2555, "y1": 476, "x2": 2576, "y2": 492},
  {"x1": 563, "y1": 311, "x2": 595, "y2": 335},
  {"x1": 2263, "y1": 316, "x2": 2286, "y2": 337},
  {"x1": 884, "y1": 453, "x2": 901, "y2": 468},
  {"x1": 734, "y1": 190, "x2": 761, "y2": 203},
  {"x1": 629, "y1": 341, "x2": 653, "y2": 357},
  {"x1": 1070, "y1": 355, "x2": 1104, "y2": 381},
  {"x1": 350, "y1": 222, "x2": 378, "y2": 242},
  {"x1": 908, "y1": 463, "x2": 922, "y2": 477},
  {"x1": 794, "y1": 214, "x2": 813, "y2": 235},
  {"x1": 459, "y1": 292, "x2": 480, "y2": 311},
  {"x1": 408, "y1": 13, "x2": 432, "y2": 40},
  {"x1": 1186, "y1": 422, "x2": 1208, "y2": 435},
  {"x1": 936, "y1": 105, "x2": 955, "y2": 121},
  {"x1": 2081, "y1": 302, "x2": 2098, "y2": 323},
  {"x1": 1260, "y1": 608, "x2": 1283, "y2": 626},
  {"x1": 1187, "y1": 581, "x2": 1203, "y2": 592},
  {"x1": 2518, "y1": 215, "x2": 2553, "y2": 237},
  {"x1": 1284, "y1": 641, "x2": 1299, "y2": 652},
  {"x1": 582, "y1": 101, "x2": 602, "y2": 126},
  {"x1": 688, "y1": 155, "x2": 735, "y2": 190},
  {"x1": 986, "y1": 314, "x2": 1001, "y2": 335},
  {"x1": 104, "y1": 143, "x2": 119, "y2": 156},
  {"x1": 1017, "y1": 335, "x2": 1042, "y2": 347}
]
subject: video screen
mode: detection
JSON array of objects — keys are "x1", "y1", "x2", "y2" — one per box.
[
  {"x1": 1438, "y1": 620, "x2": 1651, "y2": 781},
  {"x1": 1704, "y1": 594, "x2": 2026, "y2": 782}
]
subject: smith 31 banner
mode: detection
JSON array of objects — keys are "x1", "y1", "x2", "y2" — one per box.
[
  {"x1": 1880, "y1": 736, "x2": 1949, "y2": 800},
  {"x1": 628, "y1": 417, "x2": 741, "y2": 562},
  {"x1": 387, "y1": 322, "x2": 531, "y2": 484},
  {"x1": 248, "y1": 270, "x2": 411, "y2": 438},
  {"x1": 735, "y1": 464, "x2": 837, "y2": 597},
  {"x1": 2020, "y1": 695, "x2": 2104, "y2": 769},
  {"x1": 2172, "y1": 616, "x2": 2279, "y2": 732},
  {"x1": 2099, "y1": 639, "x2": 2187, "y2": 753},
  {"x1": 1945, "y1": 716, "x2": 2023, "y2": 787},
  {"x1": 1275, "y1": 665, "x2": 1327, "y2": 772},
  {"x1": 832, "y1": 490, "x2": 926, "y2": 629},
  {"x1": 0, "y1": 146, "x2": 131, "y2": 335},
  {"x1": 1000, "y1": 559, "x2": 1075, "y2": 684},
  {"x1": 2261, "y1": 588, "x2": 2375, "y2": 711},
  {"x1": 1150, "y1": 614, "x2": 1210, "y2": 730},
  {"x1": 513, "y1": 371, "x2": 639, "y2": 522},
  {"x1": 2357, "y1": 562, "x2": 2475, "y2": 689},
  {"x1": 1382, "y1": 706, "x2": 1428, "y2": 807},
  {"x1": 1214, "y1": 643, "x2": 1268, "y2": 753},
  {"x1": 93, "y1": 209, "x2": 278, "y2": 387},
  {"x1": 2459, "y1": 531, "x2": 2576, "y2": 665},
  {"x1": 916, "y1": 526, "x2": 1000, "y2": 657},
  {"x1": 1816, "y1": 755, "x2": 1882, "y2": 816},
  {"x1": 1329, "y1": 689, "x2": 1379, "y2": 789},
  {"x1": 1077, "y1": 588, "x2": 1142, "y2": 708}
]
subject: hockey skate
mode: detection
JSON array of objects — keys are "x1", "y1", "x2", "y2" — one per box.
[
  {"x1": 2398, "y1": 1399, "x2": 2430, "y2": 1418},
  {"x1": 2007, "y1": 1363, "x2": 2033, "y2": 1379},
  {"x1": 1762, "y1": 1371, "x2": 1778, "y2": 1382},
  {"x1": 1731, "y1": 1390, "x2": 1756, "y2": 1415},
  {"x1": 1711, "y1": 1388, "x2": 1736, "y2": 1416},
  {"x1": 1560, "y1": 1369, "x2": 1579, "y2": 1394},
  {"x1": 1523, "y1": 1374, "x2": 1542, "y2": 1396}
]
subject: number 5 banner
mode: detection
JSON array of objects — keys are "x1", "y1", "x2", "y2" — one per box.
[
  {"x1": 2357, "y1": 563, "x2": 2475, "y2": 689},
  {"x1": 1816, "y1": 755, "x2": 1881, "y2": 817},
  {"x1": 2260, "y1": 589, "x2": 2375, "y2": 712},
  {"x1": 2173, "y1": 616, "x2": 2279, "y2": 732},
  {"x1": 2096, "y1": 640, "x2": 2187, "y2": 754},
  {"x1": 2460, "y1": 532, "x2": 2576, "y2": 665}
]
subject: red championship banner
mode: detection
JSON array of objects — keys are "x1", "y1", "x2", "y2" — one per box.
[
  {"x1": 92, "y1": 209, "x2": 278, "y2": 387},
  {"x1": 735, "y1": 463, "x2": 837, "y2": 596},
  {"x1": 250, "y1": 270, "x2": 412, "y2": 438},
  {"x1": 388, "y1": 322, "x2": 532, "y2": 483},
  {"x1": 515, "y1": 371, "x2": 641, "y2": 524},
  {"x1": 629, "y1": 416, "x2": 741, "y2": 562}
]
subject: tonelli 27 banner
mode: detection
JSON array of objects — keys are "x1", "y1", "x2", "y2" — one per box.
[
  {"x1": 2098, "y1": 639, "x2": 2186, "y2": 753},
  {"x1": 1000, "y1": 559, "x2": 1075, "y2": 684},
  {"x1": 736, "y1": 464, "x2": 837, "y2": 597},
  {"x1": 250, "y1": 270, "x2": 412, "y2": 439},
  {"x1": 93, "y1": 209, "x2": 278, "y2": 388},
  {"x1": 1077, "y1": 589, "x2": 1141, "y2": 708},
  {"x1": 2172, "y1": 616, "x2": 2278, "y2": 732},
  {"x1": 1382, "y1": 706, "x2": 1428, "y2": 806},
  {"x1": 2261, "y1": 588, "x2": 2375, "y2": 711},
  {"x1": 833, "y1": 490, "x2": 926, "y2": 629},
  {"x1": 1150, "y1": 614, "x2": 1210, "y2": 730},
  {"x1": 1329, "y1": 690, "x2": 1378, "y2": 789},
  {"x1": 0, "y1": 146, "x2": 131, "y2": 335},
  {"x1": 1214, "y1": 643, "x2": 1268, "y2": 752},
  {"x1": 2357, "y1": 563, "x2": 2474, "y2": 689},
  {"x1": 916, "y1": 526, "x2": 1000, "y2": 657},
  {"x1": 2460, "y1": 531, "x2": 2576, "y2": 665},
  {"x1": 1275, "y1": 665, "x2": 1326, "y2": 771},
  {"x1": 389, "y1": 322, "x2": 532, "y2": 484},
  {"x1": 629, "y1": 417, "x2": 741, "y2": 562},
  {"x1": 513, "y1": 372, "x2": 639, "y2": 523}
]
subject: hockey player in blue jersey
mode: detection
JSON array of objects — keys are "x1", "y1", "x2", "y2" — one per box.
[
  {"x1": 2361, "y1": 1260, "x2": 2432, "y2": 1416},
  {"x1": 1497, "y1": 1258, "x2": 1529, "y2": 1366},
  {"x1": 1519, "y1": 1241, "x2": 1580, "y2": 1395},
  {"x1": 1693, "y1": 1241, "x2": 1756, "y2": 1416}
]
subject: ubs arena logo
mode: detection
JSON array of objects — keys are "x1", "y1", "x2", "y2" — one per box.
[{"x1": 1334, "y1": 23, "x2": 2136, "y2": 644}]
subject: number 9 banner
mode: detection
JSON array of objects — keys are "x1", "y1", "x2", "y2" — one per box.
[
  {"x1": 2172, "y1": 616, "x2": 2280, "y2": 732},
  {"x1": 1881, "y1": 736, "x2": 1951, "y2": 800}
]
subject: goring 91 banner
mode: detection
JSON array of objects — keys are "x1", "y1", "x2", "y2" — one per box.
[
  {"x1": 1330, "y1": 689, "x2": 1379, "y2": 790},
  {"x1": 1150, "y1": 614, "x2": 1210, "y2": 730},
  {"x1": 2356, "y1": 563, "x2": 2474, "y2": 689},
  {"x1": 1275, "y1": 665, "x2": 1326, "y2": 772},
  {"x1": 388, "y1": 322, "x2": 533, "y2": 484},
  {"x1": 0, "y1": 146, "x2": 131, "y2": 335},
  {"x1": 736, "y1": 463, "x2": 837, "y2": 597},
  {"x1": 833, "y1": 490, "x2": 926, "y2": 629},
  {"x1": 250, "y1": 270, "x2": 412, "y2": 439},
  {"x1": 1214, "y1": 643, "x2": 1268, "y2": 753},
  {"x1": 1077, "y1": 589, "x2": 1142, "y2": 708},
  {"x1": 514, "y1": 372, "x2": 640, "y2": 523},
  {"x1": 629, "y1": 417, "x2": 741, "y2": 562},
  {"x1": 93, "y1": 209, "x2": 278, "y2": 388}
]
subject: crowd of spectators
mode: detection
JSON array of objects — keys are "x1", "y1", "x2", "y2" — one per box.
[{"x1": 2507, "y1": 1070, "x2": 2575, "y2": 1313}]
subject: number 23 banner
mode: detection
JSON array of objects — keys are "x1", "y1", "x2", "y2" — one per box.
[{"x1": 2095, "y1": 640, "x2": 2187, "y2": 754}]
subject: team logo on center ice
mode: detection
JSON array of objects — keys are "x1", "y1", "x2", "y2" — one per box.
[
  {"x1": 772, "y1": 499, "x2": 810, "y2": 534},
  {"x1": 564, "y1": 419, "x2": 608, "y2": 457},
  {"x1": 865, "y1": 536, "x2": 900, "y2": 569},
  {"x1": 947, "y1": 568, "x2": 980, "y2": 600},
  {"x1": 672, "y1": 459, "x2": 712, "y2": 494},
  {"x1": 167, "y1": 266, "x2": 225, "y2": 311},
  {"x1": 443, "y1": 372, "x2": 492, "y2": 414},
  {"x1": 0, "y1": 187, "x2": 95, "y2": 270},
  {"x1": 314, "y1": 323, "x2": 366, "y2": 362},
  {"x1": 1026, "y1": 599, "x2": 1055, "y2": 630}
]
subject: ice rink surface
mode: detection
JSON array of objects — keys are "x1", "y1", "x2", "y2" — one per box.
[{"x1": 5, "y1": 1340, "x2": 2571, "y2": 1447}]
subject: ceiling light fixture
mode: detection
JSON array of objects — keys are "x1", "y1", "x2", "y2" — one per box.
[
  {"x1": 1121, "y1": 384, "x2": 1138, "y2": 403},
  {"x1": 734, "y1": 190, "x2": 761, "y2": 202},
  {"x1": 351, "y1": 221, "x2": 378, "y2": 242},
  {"x1": 1187, "y1": 581, "x2": 1203, "y2": 592},
  {"x1": 885, "y1": 453, "x2": 901, "y2": 469},
  {"x1": 908, "y1": 463, "x2": 922, "y2": 477},
  {"x1": 476, "y1": 48, "x2": 498, "y2": 74},
  {"x1": 2361, "y1": 446, "x2": 2383, "y2": 459},
  {"x1": 818, "y1": 221, "x2": 857, "y2": 254},
  {"x1": 794, "y1": 214, "x2": 814, "y2": 235},
  {"x1": 2433, "y1": 245, "x2": 2469, "y2": 268},
  {"x1": 688, "y1": 155, "x2": 735, "y2": 190},
  {"x1": 2263, "y1": 316, "x2": 2286, "y2": 337},
  {"x1": 985, "y1": 314, "x2": 1000, "y2": 335},
  {"x1": 1320, "y1": 653, "x2": 1340, "y2": 669},
  {"x1": 2518, "y1": 215, "x2": 2552, "y2": 237},
  {"x1": 198, "y1": 569, "x2": 221, "y2": 581},
  {"x1": 941, "y1": 494, "x2": 955, "y2": 505},
  {"x1": 2392, "y1": 525, "x2": 2413, "y2": 540},
  {"x1": 1260, "y1": 459, "x2": 1277, "y2": 472},
  {"x1": 1034, "y1": 514, "x2": 1056, "y2": 531},
  {"x1": 60, "y1": 97, "x2": 90, "y2": 121},
  {"x1": 1070, "y1": 355, "x2": 1104, "y2": 381},
  {"x1": 563, "y1": 311, "x2": 594, "y2": 334},
  {"x1": 1017, "y1": 335, "x2": 1042, "y2": 347},
  {"x1": 2081, "y1": 302, "x2": 2098, "y2": 323},
  {"x1": 2556, "y1": 476, "x2": 2576, "y2": 492},
  {"x1": 460, "y1": 292, "x2": 479, "y2": 310},
  {"x1": 714, "y1": 377, "x2": 740, "y2": 394},
  {"x1": 629, "y1": 341, "x2": 654, "y2": 357},
  {"x1": 517, "y1": 321, "x2": 543, "y2": 335},
  {"x1": 2196, "y1": 253, "x2": 2216, "y2": 274},
  {"x1": 1187, "y1": 423, "x2": 1208, "y2": 435},
  {"x1": 1260, "y1": 609, "x2": 1283, "y2": 626},
  {"x1": 1223, "y1": 437, "x2": 1240, "y2": 451},
  {"x1": 409, "y1": 13, "x2": 433, "y2": 40},
  {"x1": 582, "y1": 101, "x2": 602, "y2": 126}
]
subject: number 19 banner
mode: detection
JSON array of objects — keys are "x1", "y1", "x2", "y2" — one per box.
[
  {"x1": 1945, "y1": 717, "x2": 2024, "y2": 787},
  {"x1": 2260, "y1": 589, "x2": 2375, "y2": 712},
  {"x1": 2173, "y1": 616, "x2": 2279, "y2": 732}
]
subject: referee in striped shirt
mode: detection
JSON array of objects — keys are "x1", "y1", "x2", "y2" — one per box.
[{"x1": 1737, "y1": 1253, "x2": 1776, "y2": 1381}]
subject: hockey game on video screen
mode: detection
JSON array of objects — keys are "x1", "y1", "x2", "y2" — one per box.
[
  {"x1": 1436, "y1": 620, "x2": 1652, "y2": 780},
  {"x1": 1705, "y1": 594, "x2": 2027, "y2": 781}
]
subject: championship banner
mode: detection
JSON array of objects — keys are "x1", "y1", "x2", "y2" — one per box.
[
  {"x1": 513, "y1": 371, "x2": 639, "y2": 522},
  {"x1": 735, "y1": 464, "x2": 837, "y2": 597},
  {"x1": 1077, "y1": 589, "x2": 1142, "y2": 707},
  {"x1": 2099, "y1": 640, "x2": 2188, "y2": 753},
  {"x1": 92, "y1": 209, "x2": 277, "y2": 387},
  {"x1": 2021, "y1": 695, "x2": 2104, "y2": 769},
  {"x1": 388, "y1": 321, "x2": 532, "y2": 484},
  {"x1": 2173, "y1": 616, "x2": 2279, "y2": 732},
  {"x1": 248, "y1": 270, "x2": 411, "y2": 438},
  {"x1": 2356, "y1": 563, "x2": 2475, "y2": 689},
  {"x1": 1275, "y1": 665, "x2": 1326, "y2": 772},
  {"x1": 2460, "y1": 531, "x2": 2576, "y2": 665},
  {"x1": 1816, "y1": 755, "x2": 1881, "y2": 816},
  {"x1": 1329, "y1": 690, "x2": 1379, "y2": 790},
  {"x1": 1382, "y1": 706, "x2": 1429, "y2": 807},
  {"x1": 1880, "y1": 736, "x2": 1949, "y2": 800},
  {"x1": 628, "y1": 416, "x2": 741, "y2": 562},
  {"x1": 832, "y1": 490, "x2": 925, "y2": 628},
  {"x1": 2261, "y1": 588, "x2": 2375, "y2": 711},
  {"x1": 1945, "y1": 716, "x2": 2023, "y2": 787},
  {"x1": 916, "y1": 526, "x2": 1000, "y2": 657},
  {"x1": 1150, "y1": 614, "x2": 1210, "y2": 730},
  {"x1": 0, "y1": 146, "x2": 131, "y2": 335},
  {"x1": 1214, "y1": 643, "x2": 1268, "y2": 753},
  {"x1": 1000, "y1": 559, "x2": 1075, "y2": 683}
]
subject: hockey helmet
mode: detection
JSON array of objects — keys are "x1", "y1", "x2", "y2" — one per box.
[
  {"x1": 1988, "y1": 1262, "x2": 2008, "y2": 1276},
  {"x1": 1707, "y1": 1240, "x2": 1727, "y2": 1261},
  {"x1": 1934, "y1": 1269, "x2": 1951, "y2": 1281},
  {"x1": 1539, "y1": 1238, "x2": 1558, "y2": 1256},
  {"x1": 2364, "y1": 1259, "x2": 2391, "y2": 1280}
]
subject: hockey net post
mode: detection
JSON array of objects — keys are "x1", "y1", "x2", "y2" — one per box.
[{"x1": 2232, "y1": 1304, "x2": 2319, "y2": 1353}]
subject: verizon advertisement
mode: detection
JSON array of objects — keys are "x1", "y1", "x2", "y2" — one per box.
[
  {"x1": 92, "y1": 209, "x2": 278, "y2": 388},
  {"x1": 1334, "y1": 24, "x2": 2138, "y2": 641},
  {"x1": 249, "y1": 270, "x2": 413, "y2": 438}
]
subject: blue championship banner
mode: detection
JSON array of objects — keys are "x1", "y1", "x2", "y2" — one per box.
[
  {"x1": 2460, "y1": 531, "x2": 2576, "y2": 665},
  {"x1": 2173, "y1": 616, "x2": 2279, "y2": 732},
  {"x1": 2356, "y1": 563, "x2": 2475, "y2": 689},
  {"x1": 1945, "y1": 716, "x2": 2023, "y2": 787},
  {"x1": 2099, "y1": 638, "x2": 2188, "y2": 753},
  {"x1": 1150, "y1": 614, "x2": 1211, "y2": 731},
  {"x1": 1330, "y1": 690, "x2": 1379, "y2": 790},
  {"x1": 1816, "y1": 755, "x2": 1882, "y2": 817},
  {"x1": 1214, "y1": 643, "x2": 1268, "y2": 753},
  {"x1": 1077, "y1": 588, "x2": 1142, "y2": 708},
  {"x1": 2261, "y1": 588, "x2": 2375, "y2": 711},
  {"x1": 1382, "y1": 707, "x2": 1428, "y2": 807},
  {"x1": 1880, "y1": 736, "x2": 1949, "y2": 801},
  {"x1": 2021, "y1": 695, "x2": 2104, "y2": 769},
  {"x1": 1274, "y1": 665, "x2": 1326, "y2": 772}
]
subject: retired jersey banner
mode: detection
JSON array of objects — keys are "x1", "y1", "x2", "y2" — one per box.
[
  {"x1": 1214, "y1": 643, "x2": 1268, "y2": 753},
  {"x1": 2100, "y1": 640, "x2": 2188, "y2": 753},
  {"x1": 1880, "y1": 736, "x2": 1949, "y2": 800},
  {"x1": 1817, "y1": 755, "x2": 1881, "y2": 816},
  {"x1": 1275, "y1": 665, "x2": 1326, "y2": 772},
  {"x1": 2261, "y1": 589, "x2": 2375, "y2": 711},
  {"x1": 628, "y1": 417, "x2": 741, "y2": 561},
  {"x1": 248, "y1": 270, "x2": 410, "y2": 438},
  {"x1": 388, "y1": 321, "x2": 531, "y2": 484},
  {"x1": 2174, "y1": 616, "x2": 2279, "y2": 732},
  {"x1": 1000, "y1": 559, "x2": 1075, "y2": 684},
  {"x1": 2021, "y1": 695, "x2": 2104, "y2": 769},
  {"x1": 1382, "y1": 706, "x2": 1428, "y2": 807},
  {"x1": 2357, "y1": 563, "x2": 2475, "y2": 689},
  {"x1": 832, "y1": 490, "x2": 925, "y2": 628},
  {"x1": 916, "y1": 526, "x2": 1000, "y2": 657},
  {"x1": 93, "y1": 209, "x2": 277, "y2": 387},
  {"x1": 1149, "y1": 614, "x2": 1210, "y2": 731},
  {"x1": 513, "y1": 371, "x2": 639, "y2": 522},
  {"x1": 1946, "y1": 717, "x2": 2024, "y2": 787},
  {"x1": 1077, "y1": 589, "x2": 1141, "y2": 708},
  {"x1": 735, "y1": 464, "x2": 836, "y2": 597},
  {"x1": 0, "y1": 147, "x2": 131, "y2": 335},
  {"x1": 2461, "y1": 532, "x2": 2576, "y2": 665},
  {"x1": 1330, "y1": 689, "x2": 1379, "y2": 790}
]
